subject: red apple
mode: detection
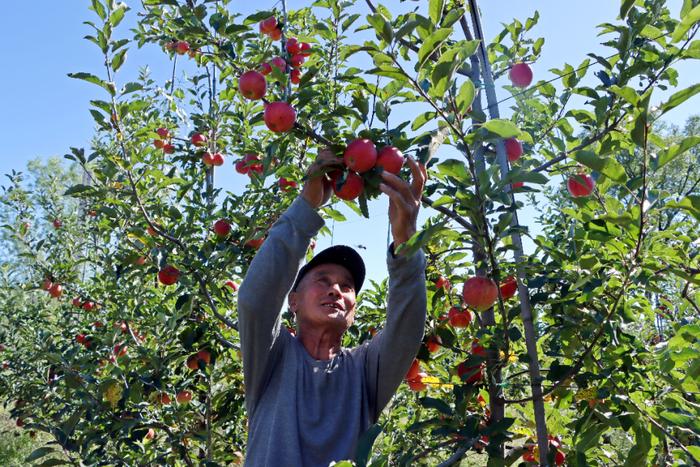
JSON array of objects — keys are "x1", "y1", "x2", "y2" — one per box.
[
  {"x1": 286, "y1": 37, "x2": 301, "y2": 55},
  {"x1": 202, "y1": 152, "x2": 224, "y2": 166},
  {"x1": 113, "y1": 343, "x2": 128, "y2": 358},
  {"x1": 156, "y1": 127, "x2": 170, "y2": 139},
  {"x1": 407, "y1": 373, "x2": 428, "y2": 391},
  {"x1": 42, "y1": 278, "x2": 53, "y2": 290},
  {"x1": 259, "y1": 17, "x2": 277, "y2": 34},
  {"x1": 278, "y1": 177, "x2": 298, "y2": 191},
  {"x1": 175, "y1": 41, "x2": 190, "y2": 55},
  {"x1": 376, "y1": 146, "x2": 404, "y2": 174},
  {"x1": 213, "y1": 219, "x2": 231, "y2": 238},
  {"x1": 72, "y1": 297, "x2": 82, "y2": 307},
  {"x1": 186, "y1": 355, "x2": 200, "y2": 370},
  {"x1": 462, "y1": 276, "x2": 498, "y2": 311},
  {"x1": 76, "y1": 334, "x2": 86, "y2": 344},
  {"x1": 264, "y1": 102, "x2": 296, "y2": 133},
  {"x1": 405, "y1": 358, "x2": 421, "y2": 380},
  {"x1": 82, "y1": 301, "x2": 96, "y2": 311},
  {"x1": 162, "y1": 143, "x2": 175, "y2": 154},
  {"x1": 243, "y1": 153, "x2": 263, "y2": 175},
  {"x1": 259, "y1": 62, "x2": 273, "y2": 75},
  {"x1": 135, "y1": 256, "x2": 147, "y2": 266},
  {"x1": 16, "y1": 418, "x2": 24, "y2": 427},
  {"x1": 567, "y1": 173, "x2": 595, "y2": 198},
  {"x1": 245, "y1": 237, "x2": 265, "y2": 249},
  {"x1": 289, "y1": 54, "x2": 305, "y2": 68},
  {"x1": 176, "y1": 390, "x2": 192, "y2": 404},
  {"x1": 299, "y1": 42, "x2": 312, "y2": 57},
  {"x1": 426, "y1": 335, "x2": 442, "y2": 353},
  {"x1": 224, "y1": 279, "x2": 238, "y2": 292},
  {"x1": 158, "y1": 265, "x2": 180, "y2": 285},
  {"x1": 512, "y1": 181, "x2": 524, "y2": 189},
  {"x1": 145, "y1": 428, "x2": 155, "y2": 440},
  {"x1": 269, "y1": 56, "x2": 287, "y2": 72},
  {"x1": 53, "y1": 219, "x2": 62, "y2": 229},
  {"x1": 290, "y1": 69, "x2": 301, "y2": 85},
  {"x1": 555, "y1": 450, "x2": 566, "y2": 465},
  {"x1": 509, "y1": 62, "x2": 533, "y2": 88},
  {"x1": 343, "y1": 139, "x2": 377, "y2": 173},
  {"x1": 197, "y1": 350, "x2": 211, "y2": 365},
  {"x1": 457, "y1": 361, "x2": 484, "y2": 384},
  {"x1": 238, "y1": 71, "x2": 267, "y2": 100},
  {"x1": 500, "y1": 276, "x2": 518, "y2": 300},
  {"x1": 435, "y1": 276, "x2": 451, "y2": 291},
  {"x1": 49, "y1": 283, "x2": 63, "y2": 298},
  {"x1": 504, "y1": 138, "x2": 523, "y2": 162},
  {"x1": 191, "y1": 133, "x2": 207, "y2": 147},
  {"x1": 153, "y1": 139, "x2": 165, "y2": 149},
  {"x1": 157, "y1": 393, "x2": 172, "y2": 405},
  {"x1": 147, "y1": 226, "x2": 157, "y2": 236},
  {"x1": 268, "y1": 28, "x2": 282, "y2": 41},
  {"x1": 333, "y1": 172, "x2": 364, "y2": 200},
  {"x1": 448, "y1": 306, "x2": 472, "y2": 328}
]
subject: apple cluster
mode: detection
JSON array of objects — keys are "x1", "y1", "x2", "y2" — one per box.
[{"x1": 330, "y1": 139, "x2": 405, "y2": 201}]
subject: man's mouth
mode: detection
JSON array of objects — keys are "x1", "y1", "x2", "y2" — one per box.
[{"x1": 321, "y1": 302, "x2": 343, "y2": 311}]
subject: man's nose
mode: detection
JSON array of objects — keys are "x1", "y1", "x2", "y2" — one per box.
[{"x1": 326, "y1": 283, "x2": 342, "y2": 296}]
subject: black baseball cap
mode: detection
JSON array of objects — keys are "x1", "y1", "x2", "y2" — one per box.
[{"x1": 292, "y1": 245, "x2": 366, "y2": 292}]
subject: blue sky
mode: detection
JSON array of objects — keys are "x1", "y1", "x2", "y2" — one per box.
[{"x1": 0, "y1": 0, "x2": 695, "y2": 284}]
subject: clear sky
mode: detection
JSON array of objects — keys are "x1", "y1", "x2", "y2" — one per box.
[{"x1": 0, "y1": 0, "x2": 695, "y2": 285}]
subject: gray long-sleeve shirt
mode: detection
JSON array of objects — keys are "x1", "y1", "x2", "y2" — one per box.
[{"x1": 238, "y1": 196, "x2": 427, "y2": 467}]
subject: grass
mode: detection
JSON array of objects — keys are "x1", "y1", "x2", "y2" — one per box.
[{"x1": 0, "y1": 406, "x2": 68, "y2": 466}]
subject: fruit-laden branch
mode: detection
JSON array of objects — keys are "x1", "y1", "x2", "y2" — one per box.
[
  {"x1": 464, "y1": 0, "x2": 550, "y2": 460},
  {"x1": 532, "y1": 27, "x2": 698, "y2": 175}
]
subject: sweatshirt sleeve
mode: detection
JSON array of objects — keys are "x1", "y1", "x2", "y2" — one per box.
[
  {"x1": 237, "y1": 196, "x2": 324, "y2": 412},
  {"x1": 364, "y1": 245, "x2": 427, "y2": 421}
]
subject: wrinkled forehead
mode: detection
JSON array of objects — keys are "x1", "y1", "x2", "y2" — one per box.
[{"x1": 305, "y1": 263, "x2": 354, "y2": 285}]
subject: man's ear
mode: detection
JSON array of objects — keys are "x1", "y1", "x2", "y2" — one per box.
[{"x1": 288, "y1": 291, "x2": 298, "y2": 312}]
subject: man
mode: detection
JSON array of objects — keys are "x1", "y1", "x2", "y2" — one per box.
[{"x1": 237, "y1": 149, "x2": 428, "y2": 466}]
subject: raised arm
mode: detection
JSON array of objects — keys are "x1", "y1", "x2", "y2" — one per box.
[
  {"x1": 365, "y1": 156, "x2": 429, "y2": 418},
  {"x1": 237, "y1": 149, "x2": 341, "y2": 411}
]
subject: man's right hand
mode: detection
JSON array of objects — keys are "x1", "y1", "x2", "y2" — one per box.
[{"x1": 301, "y1": 148, "x2": 343, "y2": 209}]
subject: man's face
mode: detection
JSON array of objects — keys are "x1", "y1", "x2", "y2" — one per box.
[{"x1": 288, "y1": 263, "x2": 357, "y2": 333}]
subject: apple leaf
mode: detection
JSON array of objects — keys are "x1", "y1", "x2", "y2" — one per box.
[
  {"x1": 111, "y1": 49, "x2": 127, "y2": 72},
  {"x1": 25, "y1": 447, "x2": 56, "y2": 463},
  {"x1": 664, "y1": 195, "x2": 700, "y2": 221},
  {"x1": 419, "y1": 396, "x2": 453, "y2": 415},
  {"x1": 90, "y1": 0, "x2": 106, "y2": 20},
  {"x1": 481, "y1": 119, "x2": 521, "y2": 138},
  {"x1": 68, "y1": 72, "x2": 114, "y2": 95},
  {"x1": 456, "y1": 79, "x2": 476, "y2": 115},
  {"x1": 109, "y1": 5, "x2": 127, "y2": 28},
  {"x1": 412, "y1": 111, "x2": 437, "y2": 131},
  {"x1": 243, "y1": 10, "x2": 274, "y2": 24},
  {"x1": 417, "y1": 28, "x2": 452, "y2": 69},
  {"x1": 572, "y1": 150, "x2": 627, "y2": 183},
  {"x1": 672, "y1": 3, "x2": 700, "y2": 42},
  {"x1": 395, "y1": 222, "x2": 448, "y2": 258},
  {"x1": 658, "y1": 83, "x2": 700, "y2": 117},
  {"x1": 655, "y1": 135, "x2": 700, "y2": 170},
  {"x1": 367, "y1": 13, "x2": 393, "y2": 43},
  {"x1": 428, "y1": 0, "x2": 445, "y2": 26},
  {"x1": 620, "y1": 0, "x2": 636, "y2": 20}
]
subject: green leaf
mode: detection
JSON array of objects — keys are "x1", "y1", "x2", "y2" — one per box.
[
  {"x1": 354, "y1": 423, "x2": 382, "y2": 467},
  {"x1": 35, "y1": 460, "x2": 69, "y2": 467},
  {"x1": 395, "y1": 222, "x2": 448, "y2": 257},
  {"x1": 111, "y1": 49, "x2": 127, "y2": 72},
  {"x1": 620, "y1": 0, "x2": 636, "y2": 19},
  {"x1": 419, "y1": 396, "x2": 453, "y2": 415},
  {"x1": 109, "y1": 5, "x2": 127, "y2": 27},
  {"x1": 573, "y1": 150, "x2": 627, "y2": 183},
  {"x1": 91, "y1": 0, "x2": 106, "y2": 20},
  {"x1": 367, "y1": 13, "x2": 393, "y2": 43},
  {"x1": 481, "y1": 417, "x2": 515, "y2": 436},
  {"x1": 659, "y1": 409, "x2": 700, "y2": 434},
  {"x1": 412, "y1": 111, "x2": 436, "y2": 131},
  {"x1": 672, "y1": 4, "x2": 700, "y2": 42},
  {"x1": 417, "y1": 28, "x2": 452, "y2": 69},
  {"x1": 456, "y1": 80, "x2": 475, "y2": 114},
  {"x1": 481, "y1": 119, "x2": 521, "y2": 138},
  {"x1": 64, "y1": 184, "x2": 94, "y2": 196},
  {"x1": 658, "y1": 83, "x2": 700, "y2": 116},
  {"x1": 429, "y1": 0, "x2": 445, "y2": 25},
  {"x1": 664, "y1": 195, "x2": 700, "y2": 221},
  {"x1": 67, "y1": 72, "x2": 113, "y2": 95},
  {"x1": 656, "y1": 135, "x2": 700, "y2": 170},
  {"x1": 25, "y1": 447, "x2": 55, "y2": 463}
]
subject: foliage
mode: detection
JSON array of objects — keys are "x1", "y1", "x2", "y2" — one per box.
[{"x1": 0, "y1": 0, "x2": 699, "y2": 465}]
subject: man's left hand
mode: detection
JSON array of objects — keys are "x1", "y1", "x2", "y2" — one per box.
[{"x1": 378, "y1": 155, "x2": 427, "y2": 251}]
